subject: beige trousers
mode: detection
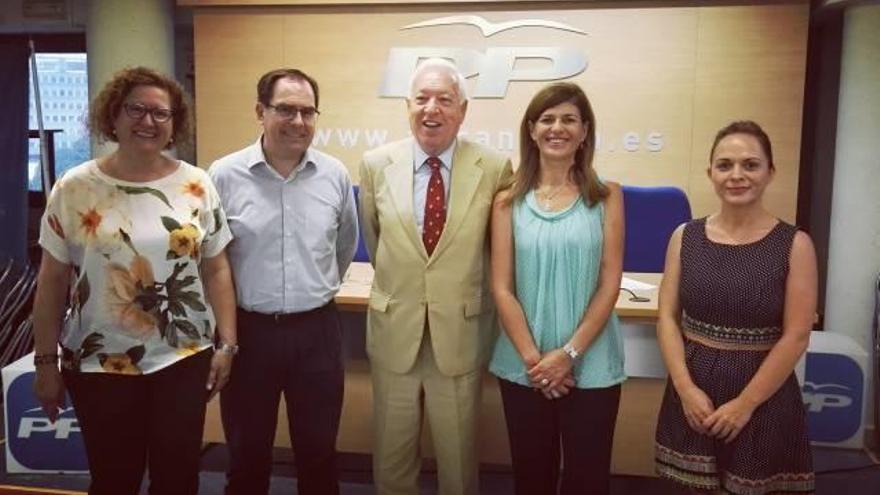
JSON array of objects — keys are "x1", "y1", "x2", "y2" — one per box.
[{"x1": 371, "y1": 333, "x2": 482, "y2": 495}]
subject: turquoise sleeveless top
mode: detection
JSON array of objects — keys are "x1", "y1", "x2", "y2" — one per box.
[{"x1": 489, "y1": 190, "x2": 626, "y2": 389}]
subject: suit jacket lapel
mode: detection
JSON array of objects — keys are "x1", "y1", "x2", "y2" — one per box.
[
  {"x1": 430, "y1": 140, "x2": 483, "y2": 262},
  {"x1": 386, "y1": 141, "x2": 428, "y2": 261}
]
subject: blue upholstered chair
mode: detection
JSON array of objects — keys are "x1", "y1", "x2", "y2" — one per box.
[
  {"x1": 621, "y1": 185, "x2": 692, "y2": 273},
  {"x1": 351, "y1": 185, "x2": 371, "y2": 262}
]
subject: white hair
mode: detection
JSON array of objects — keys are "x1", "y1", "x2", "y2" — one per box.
[{"x1": 408, "y1": 58, "x2": 468, "y2": 103}]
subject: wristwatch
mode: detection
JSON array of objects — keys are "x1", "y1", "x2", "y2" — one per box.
[
  {"x1": 214, "y1": 342, "x2": 239, "y2": 356},
  {"x1": 562, "y1": 342, "x2": 580, "y2": 362}
]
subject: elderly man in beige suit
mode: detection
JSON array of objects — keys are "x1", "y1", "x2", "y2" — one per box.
[{"x1": 358, "y1": 58, "x2": 512, "y2": 495}]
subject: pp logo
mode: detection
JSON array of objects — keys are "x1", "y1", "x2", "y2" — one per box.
[
  {"x1": 5, "y1": 371, "x2": 88, "y2": 471},
  {"x1": 380, "y1": 15, "x2": 589, "y2": 98},
  {"x1": 802, "y1": 383, "x2": 853, "y2": 413},
  {"x1": 802, "y1": 352, "x2": 863, "y2": 443},
  {"x1": 18, "y1": 406, "x2": 81, "y2": 439}
]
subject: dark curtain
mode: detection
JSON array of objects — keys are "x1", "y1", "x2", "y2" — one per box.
[{"x1": 0, "y1": 39, "x2": 29, "y2": 265}]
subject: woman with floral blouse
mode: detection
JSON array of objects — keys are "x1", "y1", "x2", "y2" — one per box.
[{"x1": 31, "y1": 66, "x2": 237, "y2": 495}]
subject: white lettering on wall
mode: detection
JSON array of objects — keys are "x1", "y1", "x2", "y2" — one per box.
[{"x1": 310, "y1": 128, "x2": 664, "y2": 154}]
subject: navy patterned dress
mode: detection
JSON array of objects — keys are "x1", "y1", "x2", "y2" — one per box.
[{"x1": 655, "y1": 218, "x2": 814, "y2": 494}]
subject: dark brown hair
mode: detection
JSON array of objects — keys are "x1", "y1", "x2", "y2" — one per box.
[
  {"x1": 88, "y1": 66, "x2": 191, "y2": 149},
  {"x1": 256, "y1": 68, "x2": 320, "y2": 109},
  {"x1": 509, "y1": 82, "x2": 608, "y2": 206},
  {"x1": 709, "y1": 120, "x2": 775, "y2": 170}
]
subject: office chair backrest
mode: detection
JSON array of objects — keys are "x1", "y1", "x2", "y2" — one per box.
[
  {"x1": 622, "y1": 185, "x2": 692, "y2": 273},
  {"x1": 351, "y1": 185, "x2": 370, "y2": 263}
]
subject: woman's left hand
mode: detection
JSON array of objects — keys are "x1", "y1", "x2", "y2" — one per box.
[
  {"x1": 206, "y1": 351, "x2": 233, "y2": 399},
  {"x1": 527, "y1": 349, "x2": 573, "y2": 392},
  {"x1": 701, "y1": 396, "x2": 756, "y2": 443}
]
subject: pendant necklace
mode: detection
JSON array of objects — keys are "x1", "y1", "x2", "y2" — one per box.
[{"x1": 537, "y1": 183, "x2": 567, "y2": 210}]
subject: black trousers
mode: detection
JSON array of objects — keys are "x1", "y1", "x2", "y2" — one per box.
[
  {"x1": 63, "y1": 349, "x2": 212, "y2": 495},
  {"x1": 498, "y1": 378, "x2": 622, "y2": 495},
  {"x1": 221, "y1": 303, "x2": 344, "y2": 495}
]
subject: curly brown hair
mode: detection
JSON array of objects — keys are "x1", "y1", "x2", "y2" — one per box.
[{"x1": 88, "y1": 66, "x2": 191, "y2": 149}]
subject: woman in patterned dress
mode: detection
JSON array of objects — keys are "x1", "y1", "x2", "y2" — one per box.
[
  {"x1": 654, "y1": 120, "x2": 817, "y2": 494},
  {"x1": 489, "y1": 82, "x2": 626, "y2": 494},
  {"x1": 31, "y1": 67, "x2": 237, "y2": 495}
]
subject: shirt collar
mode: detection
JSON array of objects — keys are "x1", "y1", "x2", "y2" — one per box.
[
  {"x1": 413, "y1": 140, "x2": 455, "y2": 172},
  {"x1": 246, "y1": 135, "x2": 315, "y2": 173}
]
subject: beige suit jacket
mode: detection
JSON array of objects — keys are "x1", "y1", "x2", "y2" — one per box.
[{"x1": 358, "y1": 138, "x2": 513, "y2": 377}]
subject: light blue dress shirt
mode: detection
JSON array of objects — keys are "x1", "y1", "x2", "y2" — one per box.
[
  {"x1": 209, "y1": 137, "x2": 359, "y2": 313},
  {"x1": 489, "y1": 190, "x2": 626, "y2": 389},
  {"x1": 413, "y1": 142, "x2": 454, "y2": 236}
]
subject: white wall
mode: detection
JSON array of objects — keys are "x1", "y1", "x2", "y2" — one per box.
[{"x1": 825, "y1": 3, "x2": 880, "y2": 432}]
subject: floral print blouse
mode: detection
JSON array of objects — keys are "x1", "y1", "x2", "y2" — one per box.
[{"x1": 39, "y1": 160, "x2": 233, "y2": 375}]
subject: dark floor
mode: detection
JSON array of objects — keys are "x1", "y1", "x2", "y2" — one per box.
[{"x1": 1, "y1": 442, "x2": 878, "y2": 494}]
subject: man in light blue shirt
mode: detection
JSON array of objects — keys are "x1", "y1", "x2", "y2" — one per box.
[{"x1": 209, "y1": 68, "x2": 357, "y2": 495}]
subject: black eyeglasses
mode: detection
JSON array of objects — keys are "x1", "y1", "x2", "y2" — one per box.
[
  {"x1": 123, "y1": 103, "x2": 174, "y2": 123},
  {"x1": 266, "y1": 104, "x2": 320, "y2": 122}
]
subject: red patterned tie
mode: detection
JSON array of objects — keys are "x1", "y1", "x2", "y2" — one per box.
[{"x1": 422, "y1": 157, "x2": 446, "y2": 256}]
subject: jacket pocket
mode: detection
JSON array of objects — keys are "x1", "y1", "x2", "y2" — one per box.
[
  {"x1": 369, "y1": 289, "x2": 391, "y2": 313},
  {"x1": 464, "y1": 296, "x2": 488, "y2": 318}
]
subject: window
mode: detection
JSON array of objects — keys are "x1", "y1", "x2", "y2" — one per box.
[{"x1": 28, "y1": 53, "x2": 89, "y2": 192}]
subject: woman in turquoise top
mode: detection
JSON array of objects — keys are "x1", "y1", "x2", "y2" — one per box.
[{"x1": 489, "y1": 82, "x2": 625, "y2": 495}]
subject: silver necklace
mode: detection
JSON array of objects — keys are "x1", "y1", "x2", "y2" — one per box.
[{"x1": 536, "y1": 183, "x2": 567, "y2": 210}]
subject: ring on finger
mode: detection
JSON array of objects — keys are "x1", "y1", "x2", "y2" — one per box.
[{"x1": 540, "y1": 378, "x2": 549, "y2": 386}]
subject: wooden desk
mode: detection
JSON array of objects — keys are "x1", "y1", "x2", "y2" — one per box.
[
  {"x1": 205, "y1": 263, "x2": 667, "y2": 476},
  {"x1": 336, "y1": 262, "x2": 661, "y2": 318}
]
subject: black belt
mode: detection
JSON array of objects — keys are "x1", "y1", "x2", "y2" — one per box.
[{"x1": 237, "y1": 301, "x2": 336, "y2": 325}]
